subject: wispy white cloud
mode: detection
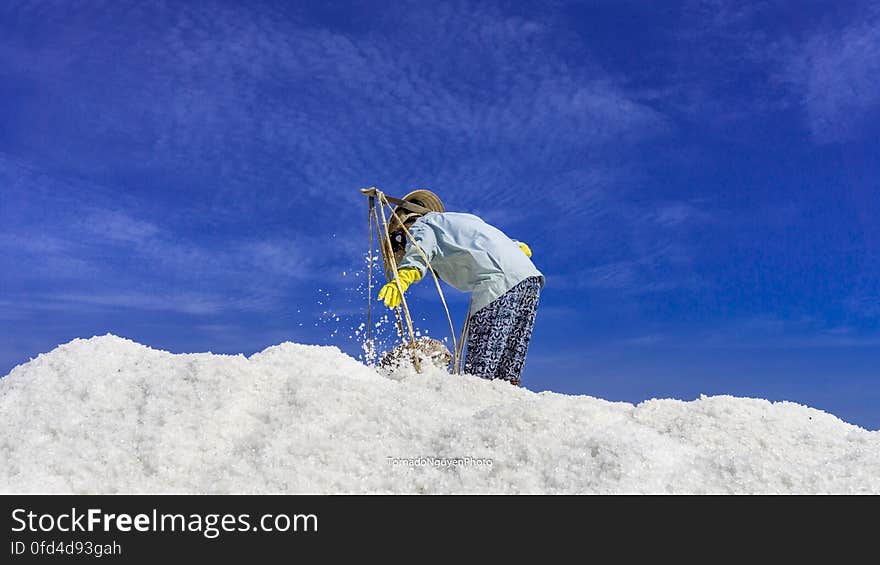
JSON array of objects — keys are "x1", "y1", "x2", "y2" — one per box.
[
  {"x1": 0, "y1": 2, "x2": 726, "y2": 321},
  {"x1": 0, "y1": 2, "x2": 688, "y2": 304},
  {"x1": 780, "y1": 9, "x2": 880, "y2": 143},
  {"x1": 41, "y1": 291, "x2": 229, "y2": 316},
  {"x1": 1, "y1": 2, "x2": 684, "y2": 307},
  {"x1": 80, "y1": 209, "x2": 160, "y2": 244},
  {"x1": 0, "y1": 154, "x2": 334, "y2": 314},
  {"x1": 671, "y1": 0, "x2": 879, "y2": 144},
  {"x1": 539, "y1": 189, "x2": 716, "y2": 294},
  {"x1": 0, "y1": 1, "x2": 669, "y2": 217},
  {"x1": 0, "y1": 233, "x2": 100, "y2": 280},
  {"x1": 561, "y1": 241, "x2": 703, "y2": 294},
  {"x1": 648, "y1": 202, "x2": 715, "y2": 228}
]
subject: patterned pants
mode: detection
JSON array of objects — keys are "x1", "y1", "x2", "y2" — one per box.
[{"x1": 464, "y1": 276, "x2": 542, "y2": 386}]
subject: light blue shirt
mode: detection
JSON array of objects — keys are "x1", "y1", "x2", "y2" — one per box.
[{"x1": 397, "y1": 212, "x2": 544, "y2": 315}]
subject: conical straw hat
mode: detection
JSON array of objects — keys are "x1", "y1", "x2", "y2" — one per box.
[{"x1": 386, "y1": 189, "x2": 444, "y2": 232}]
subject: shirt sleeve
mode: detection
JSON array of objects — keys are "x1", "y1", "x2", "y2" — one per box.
[{"x1": 397, "y1": 219, "x2": 438, "y2": 278}]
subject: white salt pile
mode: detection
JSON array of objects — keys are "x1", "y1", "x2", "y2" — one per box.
[{"x1": 1, "y1": 335, "x2": 877, "y2": 494}]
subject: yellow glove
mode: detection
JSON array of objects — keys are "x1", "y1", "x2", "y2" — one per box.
[
  {"x1": 377, "y1": 267, "x2": 422, "y2": 309},
  {"x1": 518, "y1": 242, "x2": 532, "y2": 257}
]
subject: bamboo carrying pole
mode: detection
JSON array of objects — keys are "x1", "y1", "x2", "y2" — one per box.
[
  {"x1": 368, "y1": 195, "x2": 408, "y2": 347},
  {"x1": 375, "y1": 194, "x2": 422, "y2": 372}
]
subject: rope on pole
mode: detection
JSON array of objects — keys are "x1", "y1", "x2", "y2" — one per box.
[
  {"x1": 375, "y1": 192, "x2": 422, "y2": 373},
  {"x1": 370, "y1": 200, "x2": 407, "y2": 343},
  {"x1": 454, "y1": 306, "x2": 470, "y2": 375},
  {"x1": 377, "y1": 192, "x2": 460, "y2": 372},
  {"x1": 361, "y1": 186, "x2": 469, "y2": 375}
]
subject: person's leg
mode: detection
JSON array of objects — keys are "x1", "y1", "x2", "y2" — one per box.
[
  {"x1": 495, "y1": 277, "x2": 542, "y2": 385},
  {"x1": 464, "y1": 277, "x2": 541, "y2": 385},
  {"x1": 464, "y1": 292, "x2": 515, "y2": 380}
]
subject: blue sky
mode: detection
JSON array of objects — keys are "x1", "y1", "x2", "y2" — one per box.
[{"x1": 2, "y1": 0, "x2": 878, "y2": 429}]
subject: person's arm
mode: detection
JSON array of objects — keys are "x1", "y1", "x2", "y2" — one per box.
[
  {"x1": 377, "y1": 220, "x2": 438, "y2": 309},
  {"x1": 396, "y1": 220, "x2": 438, "y2": 276}
]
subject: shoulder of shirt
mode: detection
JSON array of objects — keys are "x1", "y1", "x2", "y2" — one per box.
[{"x1": 419, "y1": 211, "x2": 481, "y2": 224}]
